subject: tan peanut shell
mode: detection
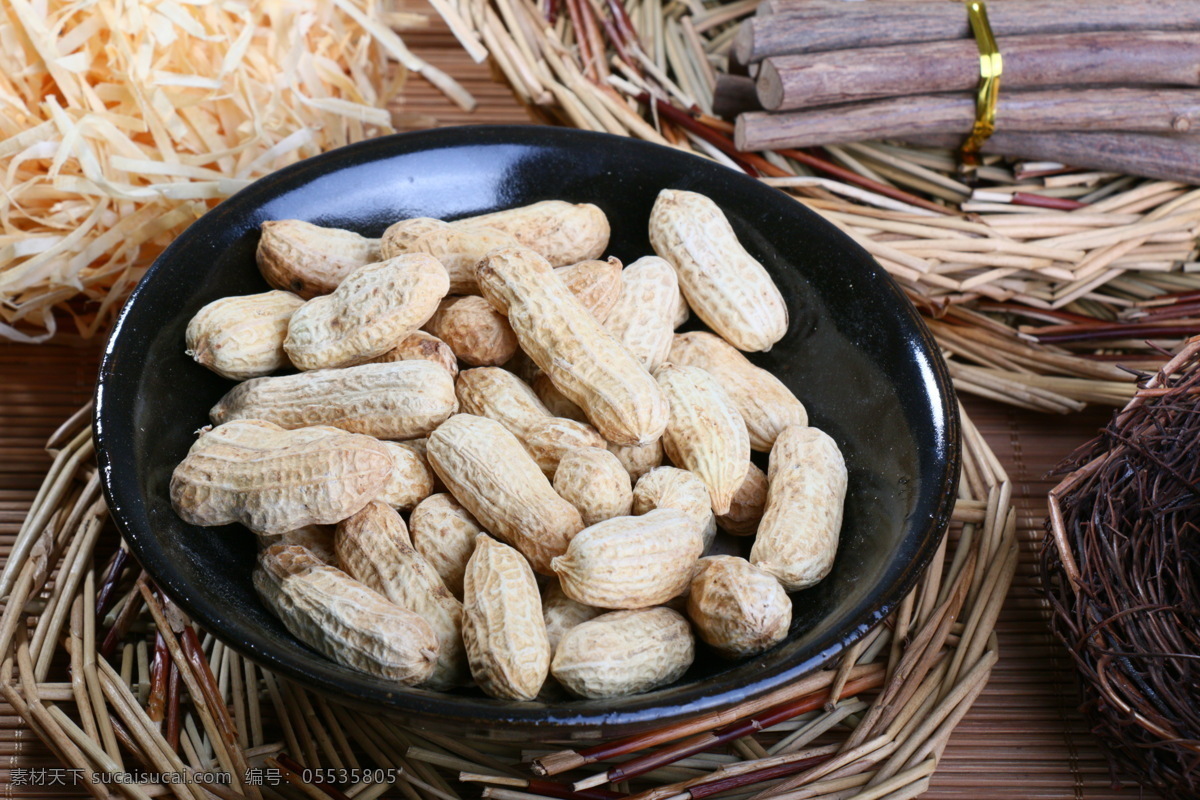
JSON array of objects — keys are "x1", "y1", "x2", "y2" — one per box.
[
  {"x1": 455, "y1": 367, "x2": 553, "y2": 438},
  {"x1": 185, "y1": 291, "x2": 304, "y2": 380},
  {"x1": 717, "y1": 462, "x2": 768, "y2": 535},
  {"x1": 256, "y1": 220, "x2": 381, "y2": 299},
  {"x1": 424, "y1": 296, "x2": 519, "y2": 367},
  {"x1": 381, "y1": 218, "x2": 519, "y2": 293},
  {"x1": 669, "y1": 332, "x2": 808, "y2": 451},
  {"x1": 553, "y1": 448, "x2": 633, "y2": 526},
  {"x1": 532, "y1": 372, "x2": 588, "y2": 422},
  {"x1": 655, "y1": 364, "x2": 751, "y2": 515},
  {"x1": 542, "y1": 581, "x2": 602, "y2": 655},
  {"x1": 456, "y1": 201, "x2": 610, "y2": 267},
  {"x1": 556, "y1": 258, "x2": 623, "y2": 322},
  {"x1": 608, "y1": 439, "x2": 664, "y2": 482},
  {"x1": 687, "y1": 556, "x2": 791, "y2": 658},
  {"x1": 649, "y1": 190, "x2": 788, "y2": 352},
  {"x1": 365, "y1": 331, "x2": 459, "y2": 377},
  {"x1": 378, "y1": 441, "x2": 436, "y2": 511},
  {"x1": 171, "y1": 420, "x2": 391, "y2": 535},
  {"x1": 522, "y1": 417, "x2": 607, "y2": 477},
  {"x1": 632, "y1": 467, "x2": 717, "y2": 551},
  {"x1": 603, "y1": 256, "x2": 679, "y2": 372},
  {"x1": 256, "y1": 525, "x2": 337, "y2": 565},
  {"x1": 284, "y1": 254, "x2": 449, "y2": 370},
  {"x1": 456, "y1": 368, "x2": 606, "y2": 477},
  {"x1": 210, "y1": 361, "x2": 458, "y2": 441},
  {"x1": 551, "y1": 608, "x2": 694, "y2": 698},
  {"x1": 751, "y1": 426, "x2": 847, "y2": 591},
  {"x1": 461, "y1": 535, "x2": 551, "y2": 700},
  {"x1": 426, "y1": 414, "x2": 584, "y2": 574},
  {"x1": 551, "y1": 508, "x2": 703, "y2": 609},
  {"x1": 409, "y1": 493, "x2": 483, "y2": 599},
  {"x1": 334, "y1": 502, "x2": 468, "y2": 689},
  {"x1": 254, "y1": 545, "x2": 438, "y2": 685},
  {"x1": 477, "y1": 247, "x2": 669, "y2": 446}
]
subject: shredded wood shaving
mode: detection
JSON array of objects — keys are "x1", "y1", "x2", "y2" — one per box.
[{"x1": 0, "y1": 0, "x2": 465, "y2": 342}]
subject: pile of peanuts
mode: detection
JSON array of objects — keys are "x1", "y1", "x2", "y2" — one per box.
[{"x1": 171, "y1": 190, "x2": 847, "y2": 700}]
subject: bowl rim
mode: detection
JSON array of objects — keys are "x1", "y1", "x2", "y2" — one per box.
[{"x1": 95, "y1": 124, "x2": 961, "y2": 734}]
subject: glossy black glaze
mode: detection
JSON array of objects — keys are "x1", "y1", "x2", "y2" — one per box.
[{"x1": 95, "y1": 126, "x2": 959, "y2": 740}]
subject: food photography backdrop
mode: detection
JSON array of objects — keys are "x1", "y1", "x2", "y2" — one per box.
[{"x1": 1, "y1": 1, "x2": 1197, "y2": 799}]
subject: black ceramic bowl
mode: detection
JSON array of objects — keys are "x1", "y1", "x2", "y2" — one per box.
[{"x1": 96, "y1": 125, "x2": 958, "y2": 740}]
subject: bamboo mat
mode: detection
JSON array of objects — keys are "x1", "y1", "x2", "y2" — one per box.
[{"x1": 0, "y1": 17, "x2": 1148, "y2": 799}]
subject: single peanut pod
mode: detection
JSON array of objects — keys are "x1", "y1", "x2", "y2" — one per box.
[
  {"x1": 256, "y1": 525, "x2": 337, "y2": 565},
  {"x1": 603, "y1": 257, "x2": 679, "y2": 372},
  {"x1": 256, "y1": 220, "x2": 381, "y2": 299},
  {"x1": 523, "y1": 417, "x2": 607, "y2": 477},
  {"x1": 462, "y1": 535, "x2": 551, "y2": 700},
  {"x1": 378, "y1": 441, "x2": 436, "y2": 511},
  {"x1": 669, "y1": 332, "x2": 808, "y2": 451},
  {"x1": 185, "y1": 291, "x2": 304, "y2": 380},
  {"x1": 455, "y1": 367, "x2": 553, "y2": 438},
  {"x1": 718, "y1": 462, "x2": 768, "y2": 536},
  {"x1": 655, "y1": 364, "x2": 751, "y2": 515},
  {"x1": 456, "y1": 367, "x2": 605, "y2": 477},
  {"x1": 254, "y1": 545, "x2": 438, "y2": 685},
  {"x1": 455, "y1": 201, "x2": 610, "y2": 267},
  {"x1": 551, "y1": 508, "x2": 703, "y2": 609},
  {"x1": 335, "y1": 502, "x2": 469, "y2": 689},
  {"x1": 477, "y1": 247, "x2": 669, "y2": 446},
  {"x1": 409, "y1": 493, "x2": 483, "y2": 599},
  {"x1": 551, "y1": 608, "x2": 694, "y2": 699},
  {"x1": 171, "y1": 421, "x2": 391, "y2": 535},
  {"x1": 284, "y1": 254, "x2": 450, "y2": 370},
  {"x1": 632, "y1": 467, "x2": 717, "y2": 551},
  {"x1": 607, "y1": 439, "x2": 664, "y2": 482},
  {"x1": 555, "y1": 258, "x2": 623, "y2": 322},
  {"x1": 427, "y1": 414, "x2": 584, "y2": 574},
  {"x1": 365, "y1": 331, "x2": 459, "y2": 377},
  {"x1": 424, "y1": 296, "x2": 519, "y2": 367},
  {"x1": 649, "y1": 190, "x2": 788, "y2": 352},
  {"x1": 751, "y1": 426, "x2": 847, "y2": 591},
  {"x1": 381, "y1": 218, "x2": 520, "y2": 293},
  {"x1": 542, "y1": 580, "x2": 603, "y2": 655},
  {"x1": 553, "y1": 448, "x2": 633, "y2": 526},
  {"x1": 531, "y1": 371, "x2": 587, "y2": 422},
  {"x1": 210, "y1": 361, "x2": 458, "y2": 440},
  {"x1": 688, "y1": 556, "x2": 791, "y2": 658}
]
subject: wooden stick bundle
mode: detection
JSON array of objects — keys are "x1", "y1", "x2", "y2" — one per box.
[
  {"x1": 735, "y1": 0, "x2": 1200, "y2": 63},
  {"x1": 755, "y1": 32, "x2": 1200, "y2": 111},
  {"x1": 737, "y1": 88, "x2": 1200, "y2": 150}
]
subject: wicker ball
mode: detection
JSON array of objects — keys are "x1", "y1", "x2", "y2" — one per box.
[{"x1": 1042, "y1": 341, "x2": 1200, "y2": 800}]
